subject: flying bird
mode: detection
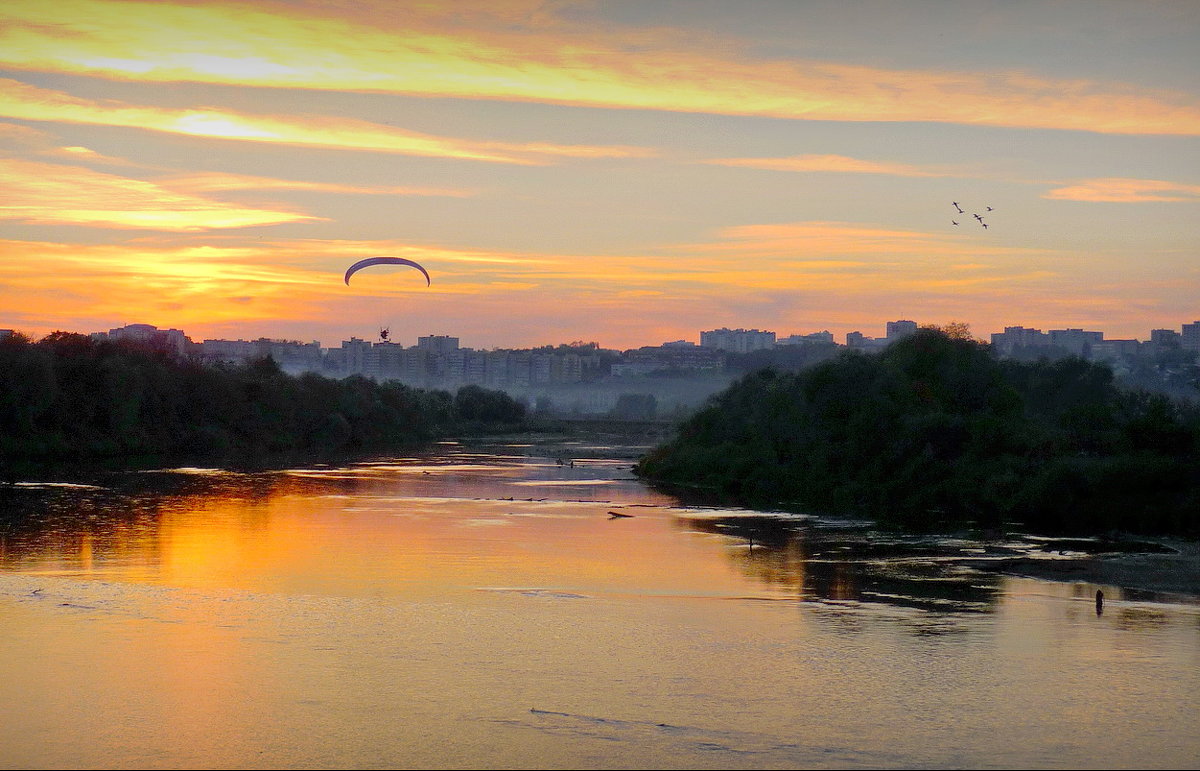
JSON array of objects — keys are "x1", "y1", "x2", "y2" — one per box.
[
  {"x1": 952, "y1": 202, "x2": 964, "y2": 213},
  {"x1": 973, "y1": 213, "x2": 983, "y2": 221},
  {"x1": 981, "y1": 222, "x2": 989, "y2": 229},
  {"x1": 986, "y1": 206, "x2": 994, "y2": 211},
  {"x1": 952, "y1": 220, "x2": 959, "y2": 226}
]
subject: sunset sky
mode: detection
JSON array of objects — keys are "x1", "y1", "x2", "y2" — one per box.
[{"x1": 2, "y1": 0, "x2": 1197, "y2": 349}]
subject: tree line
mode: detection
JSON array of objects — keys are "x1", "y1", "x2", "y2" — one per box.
[
  {"x1": 636, "y1": 327, "x2": 1200, "y2": 536},
  {"x1": 0, "y1": 332, "x2": 525, "y2": 463}
]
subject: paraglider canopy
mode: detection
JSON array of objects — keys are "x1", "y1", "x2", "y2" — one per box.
[{"x1": 344, "y1": 257, "x2": 431, "y2": 286}]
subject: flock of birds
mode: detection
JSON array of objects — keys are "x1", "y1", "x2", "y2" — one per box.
[{"x1": 951, "y1": 201, "x2": 994, "y2": 230}]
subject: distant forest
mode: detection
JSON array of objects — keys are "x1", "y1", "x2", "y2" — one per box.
[
  {"x1": 0, "y1": 332, "x2": 524, "y2": 464},
  {"x1": 636, "y1": 328, "x2": 1200, "y2": 537}
]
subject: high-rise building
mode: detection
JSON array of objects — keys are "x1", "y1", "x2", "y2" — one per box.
[
  {"x1": 1090, "y1": 339, "x2": 1140, "y2": 362},
  {"x1": 885, "y1": 320, "x2": 917, "y2": 340},
  {"x1": 417, "y1": 335, "x2": 459, "y2": 353},
  {"x1": 1048, "y1": 328, "x2": 1103, "y2": 357},
  {"x1": 778, "y1": 331, "x2": 834, "y2": 346},
  {"x1": 104, "y1": 323, "x2": 191, "y2": 356},
  {"x1": 1150, "y1": 329, "x2": 1181, "y2": 347},
  {"x1": 990, "y1": 326, "x2": 1049, "y2": 356},
  {"x1": 699, "y1": 327, "x2": 776, "y2": 353},
  {"x1": 1182, "y1": 321, "x2": 1200, "y2": 352},
  {"x1": 338, "y1": 337, "x2": 373, "y2": 373}
]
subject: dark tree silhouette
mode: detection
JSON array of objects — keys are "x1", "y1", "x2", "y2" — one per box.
[{"x1": 637, "y1": 329, "x2": 1200, "y2": 536}]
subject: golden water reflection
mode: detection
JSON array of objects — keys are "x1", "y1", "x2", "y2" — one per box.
[
  {"x1": 3, "y1": 443, "x2": 1189, "y2": 616},
  {"x1": 2, "y1": 441, "x2": 1199, "y2": 769}
]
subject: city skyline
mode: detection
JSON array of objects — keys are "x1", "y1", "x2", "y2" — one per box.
[
  {"x1": 69, "y1": 315, "x2": 1200, "y2": 355},
  {"x1": 1, "y1": 1, "x2": 1198, "y2": 349},
  {"x1": 45, "y1": 316, "x2": 1190, "y2": 414}
]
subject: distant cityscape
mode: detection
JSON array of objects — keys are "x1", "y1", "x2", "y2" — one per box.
[{"x1": 4, "y1": 318, "x2": 1198, "y2": 415}]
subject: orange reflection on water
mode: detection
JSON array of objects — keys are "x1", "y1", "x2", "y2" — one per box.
[
  {"x1": 2, "y1": 449, "x2": 1199, "y2": 770},
  {"x1": 2, "y1": 461, "x2": 758, "y2": 602}
]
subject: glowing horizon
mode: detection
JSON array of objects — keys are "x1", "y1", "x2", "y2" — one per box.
[{"x1": 0, "y1": 0, "x2": 1196, "y2": 348}]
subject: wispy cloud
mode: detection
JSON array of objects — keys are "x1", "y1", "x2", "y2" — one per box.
[
  {"x1": 3, "y1": 0, "x2": 1198, "y2": 134},
  {"x1": 0, "y1": 79, "x2": 655, "y2": 163},
  {"x1": 40, "y1": 144, "x2": 137, "y2": 165},
  {"x1": 0, "y1": 158, "x2": 322, "y2": 230},
  {"x1": 1043, "y1": 177, "x2": 1200, "y2": 202},
  {"x1": 0, "y1": 238, "x2": 329, "y2": 330},
  {"x1": 0, "y1": 222, "x2": 1054, "y2": 315},
  {"x1": 1, "y1": 119, "x2": 133, "y2": 165},
  {"x1": 704, "y1": 154, "x2": 955, "y2": 177},
  {"x1": 677, "y1": 221, "x2": 1037, "y2": 261},
  {"x1": 165, "y1": 172, "x2": 474, "y2": 198},
  {"x1": 1, "y1": 224, "x2": 1187, "y2": 349},
  {"x1": 0, "y1": 120, "x2": 50, "y2": 145}
]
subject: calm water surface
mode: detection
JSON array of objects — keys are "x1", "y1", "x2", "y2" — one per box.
[{"x1": 2, "y1": 439, "x2": 1197, "y2": 769}]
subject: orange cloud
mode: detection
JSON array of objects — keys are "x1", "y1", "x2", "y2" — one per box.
[
  {"x1": 165, "y1": 172, "x2": 474, "y2": 198},
  {"x1": 40, "y1": 144, "x2": 136, "y2": 165},
  {"x1": 1, "y1": 222, "x2": 1040, "y2": 301},
  {"x1": 0, "y1": 158, "x2": 321, "y2": 230},
  {"x1": 680, "y1": 221, "x2": 1039, "y2": 262},
  {"x1": 0, "y1": 120, "x2": 47, "y2": 144},
  {"x1": 0, "y1": 79, "x2": 654, "y2": 163},
  {"x1": 0, "y1": 236, "x2": 537, "y2": 341},
  {"x1": 2, "y1": 0, "x2": 1198, "y2": 134},
  {"x1": 1, "y1": 119, "x2": 135, "y2": 165},
  {"x1": 1043, "y1": 178, "x2": 1200, "y2": 202},
  {"x1": 1, "y1": 226, "x2": 1188, "y2": 350},
  {"x1": 0, "y1": 240, "x2": 309, "y2": 329},
  {"x1": 705, "y1": 154, "x2": 953, "y2": 177}
]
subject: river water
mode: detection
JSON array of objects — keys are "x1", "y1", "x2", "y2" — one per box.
[{"x1": 1, "y1": 438, "x2": 1197, "y2": 769}]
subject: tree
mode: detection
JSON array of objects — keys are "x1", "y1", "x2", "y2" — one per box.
[
  {"x1": 638, "y1": 328, "x2": 1200, "y2": 536},
  {"x1": 454, "y1": 384, "x2": 525, "y2": 424},
  {"x1": 921, "y1": 321, "x2": 978, "y2": 342}
]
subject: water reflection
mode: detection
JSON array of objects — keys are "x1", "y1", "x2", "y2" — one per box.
[
  {"x1": 676, "y1": 514, "x2": 1004, "y2": 613},
  {"x1": 1, "y1": 441, "x2": 684, "y2": 599},
  {"x1": 0, "y1": 468, "x2": 304, "y2": 576},
  {"x1": 3, "y1": 441, "x2": 1199, "y2": 770},
  {"x1": 2, "y1": 441, "x2": 1194, "y2": 617}
]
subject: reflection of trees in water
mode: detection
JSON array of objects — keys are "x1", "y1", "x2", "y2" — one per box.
[
  {"x1": 0, "y1": 448, "x2": 545, "y2": 573},
  {"x1": 678, "y1": 515, "x2": 1003, "y2": 615},
  {"x1": 1115, "y1": 607, "x2": 1169, "y2": 631},
  {"x1": 0, "y1": 469, "x2": 309, "y2": 571},
  {"x1": 1, "y1": 485, "x2": 168, "y2": 572}
]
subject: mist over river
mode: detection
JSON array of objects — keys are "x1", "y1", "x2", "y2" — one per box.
[{"x1": 2, "y1": 438, "x2": 1198, "y2": 769}]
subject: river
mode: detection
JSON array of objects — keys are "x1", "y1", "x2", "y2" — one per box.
[{"x1": 1, "y1": 437, "x2": 1197, "y2": 769}]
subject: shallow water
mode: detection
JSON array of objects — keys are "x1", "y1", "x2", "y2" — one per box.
[{"x1": 2, "y1": 439, "x2": 1198, "y2": 769}]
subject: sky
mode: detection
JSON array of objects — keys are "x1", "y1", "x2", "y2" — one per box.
[{"x1": 1, "y1": 0, "x2": 1198, "y2": 350}]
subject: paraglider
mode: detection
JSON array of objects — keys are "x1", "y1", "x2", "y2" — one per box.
[{"x1": 343, "y1": 257, "x2": 431, "y2": 287}]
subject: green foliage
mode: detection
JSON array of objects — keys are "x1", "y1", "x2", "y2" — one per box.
[
  {"x1": 610, "y1": 393, "x2": 657, "y2": 420},
  {"x1": 454, "y1": 384, "x2": 525, "y2": 426},
  {"x1": 0, "y1": 333, "x2": 522, "y2": 462},
  {"x1": 637, "y1": 329, "x2": 1200, "y2": 536}
]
